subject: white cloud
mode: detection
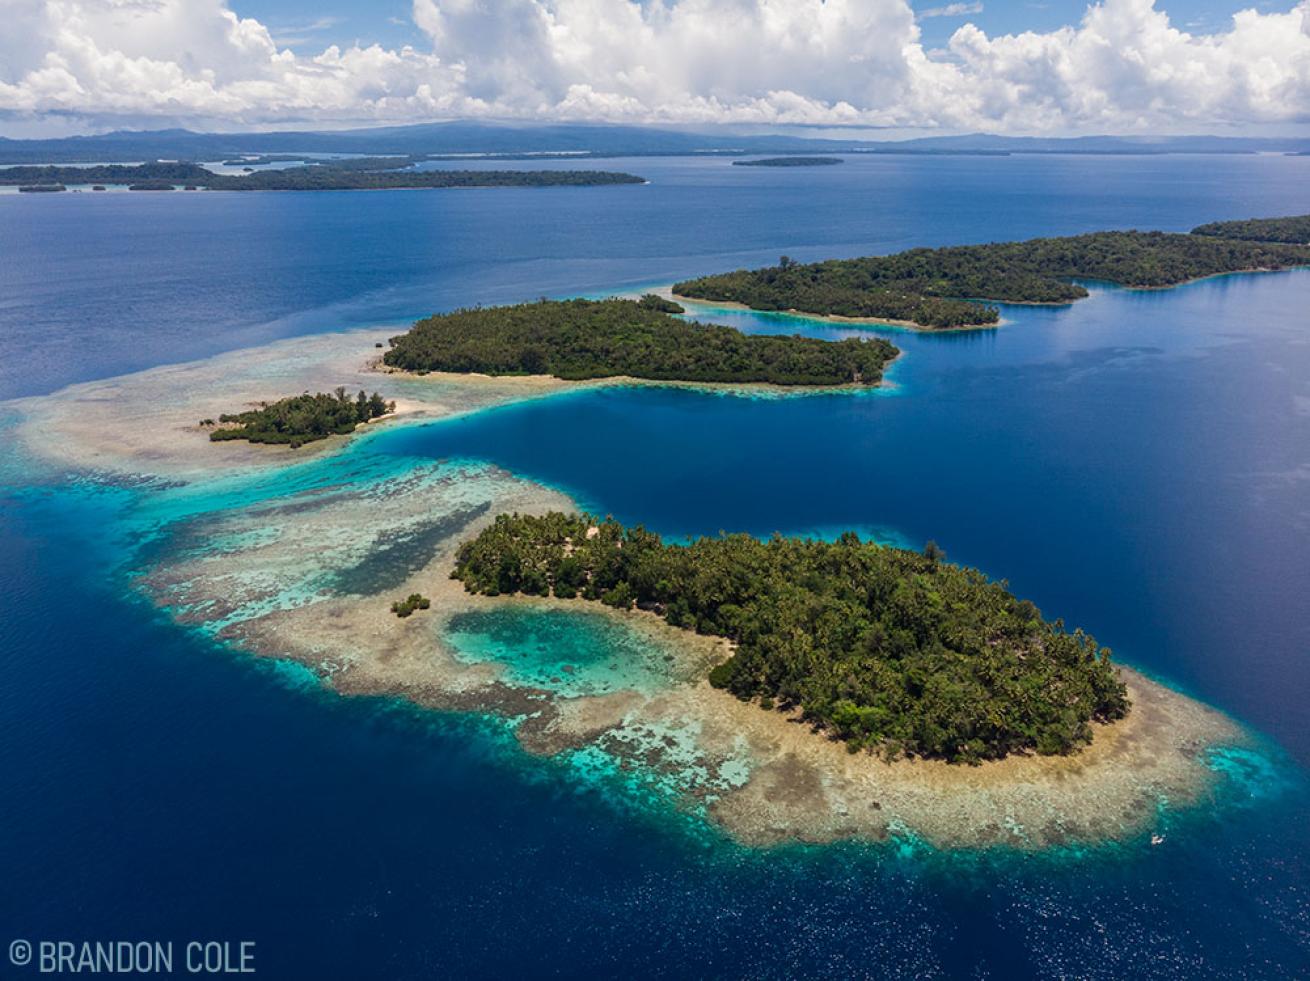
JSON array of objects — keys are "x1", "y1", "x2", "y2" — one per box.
[
  {"x1": 0, "y1": 0, "x2": 1307, "y2": 133},
  {"x1": 267, "y1": 15, "x2": 345, "y2": 49},
  {"x1": 920, "y1": 2, "x2": 984, "y2": 18}
]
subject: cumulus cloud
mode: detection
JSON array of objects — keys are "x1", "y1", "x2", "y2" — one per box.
[{"x1": 0, "y1": 0, "x2": 1307, "y2": 132}]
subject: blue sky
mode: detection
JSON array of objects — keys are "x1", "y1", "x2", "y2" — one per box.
[
  {"x1": 238, "y1": 1, "x2": 426, "y2": 52},
  {"x1": 912, "y1": 0, "x2": 1272, "y2": 44}
]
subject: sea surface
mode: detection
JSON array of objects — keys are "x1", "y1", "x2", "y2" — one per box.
[{"x1": 2, "y1": 154, "x2": 1309, "y2": 977}]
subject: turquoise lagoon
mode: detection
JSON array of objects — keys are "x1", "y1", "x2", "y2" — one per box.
[{"x1": 444, "y1": 608, "x2": 687, "y2": 697}]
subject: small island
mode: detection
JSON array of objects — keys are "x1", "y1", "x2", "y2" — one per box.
[
  {"x1": 17, "y1": 183, "x2": 65, "y2": 193},
  {"x1": 208, "y1": 388, "x2": 394, "y2": 448},
  {"x1": 1191, "y1": 213, "x2": 1310, "y2": 244},
  {"x1": 391, "y1": 593, "x2": 432, "y2": 618},
  {"x1": 382, "y1": 297, "x2": 897, "y2": 386},
  {"x1": 452, "y1": 513, "x2": 1129, "y2": 763},
  {"x1": 674, "y1": 224, "x2": 1310, "y2": 328},
  {"x1": 0, "y1": 160, "x2": 645, "y2": 192},
  {"x1": 732, "y1": 157, "x2": 843, "y2": 167}
]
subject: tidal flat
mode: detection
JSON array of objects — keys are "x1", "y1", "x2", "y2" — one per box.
[{"x1": 9, "y1": 327, "x2": 1250, "y2": 849}]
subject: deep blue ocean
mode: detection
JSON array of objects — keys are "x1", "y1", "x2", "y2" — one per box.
[{"x1": 2, "y1": 154, "x2": 1309, "y2": 978}]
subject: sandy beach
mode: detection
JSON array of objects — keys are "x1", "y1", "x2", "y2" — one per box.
[{"x1": 668, "y1": 290, "x2": 1003, "y2": 332}]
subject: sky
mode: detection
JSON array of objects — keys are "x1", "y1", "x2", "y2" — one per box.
[{"x1": 0, "y1": 0, "x2": 1307, "y2": 137}]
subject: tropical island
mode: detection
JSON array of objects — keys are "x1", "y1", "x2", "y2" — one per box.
[
  {"x1": 382, "y1": 297, "x2": 898, "y2": 386},
  {"x1": 208, "y1": 389, "x2": 394, "y2": 448},
  {"x1": 1191, "y1": 213, "x2": 1310, "y2": 244},
  {"x1": 13, "y1": 324, "x2": 1247, "y2": 849},
  {"x1": 0, "y1": 160, "x2": 646, "y2": 192},
  {"x1": 452, "y1": 512, "x2": 1129, "y2": 763},
  {"x1": 674, "y1": 226, "x2": 1310, "y2": 328},
  {"x1": 732, "y1": 157, "x2": 843, "y2": 167}
]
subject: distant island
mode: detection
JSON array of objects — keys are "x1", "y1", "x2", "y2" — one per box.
[
  {"x1": 0, "y1": 160, "x2": 646, "y2": 192},
  {"x1": 674, "y1": 222, "x2": 1310, "y2": 328},
  {"x1": 733, "y1": 157, "x2": 843, "y2": 167},
  {"x1": 3, "y1": 123, "x2": 1309, "y2": 166},
  {"x1": 1191, "y1": 214, "x2": 1310, "y2": 244},
  {"x1": 208, "y1": 389, "x2": 394, "y2": 448},
  {"x1": 453, "y1": 513, "x2": 1129, "y2": 763},
  {"x1": 382, "y1": 296, "x2": 898, "y2": 386}
]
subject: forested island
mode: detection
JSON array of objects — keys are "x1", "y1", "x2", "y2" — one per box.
[
  {"x1": 674, "y1": 225, "x2": 1310, "y2": 328},
  {"x1": 1191, "y1": 214, "x2": 1310, "y2": 244},
  {"x1": 208, "y1": 389, "x2": 394, "y2": 448},
  {"x1": 733, "y1": 157, "x2": 843, "y2": 167},
  {"x1": 453, "y1": 513, "x2": 1130, "y2": 763},
  {"x1": 383, "y1": 297, "x2": 897, "y2": 386},
  {"x1": 0, "y1": 160, "x2": 645, "y2": 191}
]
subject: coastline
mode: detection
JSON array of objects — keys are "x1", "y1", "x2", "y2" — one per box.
[
  {"x1": 668, "y1": 262, "x2": 1310, "y2": 329},
  {"x1": 9, "y1": 330, "x2": 894, "y2": 483},
  {"x1": 668, "y1": 290, "x2": 1001, "y2": 332},
  {"x1": 7, "y1": 324, "x2": 1251, "y2": 850},
  {"x1": 151, "y1": 485, "x2": 1246, "y2": 850}
]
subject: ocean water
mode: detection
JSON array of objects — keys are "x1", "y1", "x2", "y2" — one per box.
[{"x1": 2, "y1": 154, "x2": 1310, "y2": 977}]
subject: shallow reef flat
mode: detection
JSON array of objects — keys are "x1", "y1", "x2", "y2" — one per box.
[
  {"x1": 9, "y1": 326, "x2": 872, "y2": 484},
  {"x1": 9, "y1": 327, "x2": 1251, "y2": 850},
  {"x1": 136, "y1": 461, "x2": 1243, "y2": 849},
  {"x1": 8, "y1": 328, "x2": 586, "y2": 482}
]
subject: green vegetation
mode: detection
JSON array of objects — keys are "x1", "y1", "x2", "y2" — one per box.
[
  {"x1": 636, "y1": 294, "x2": 685, "y2": 314},
  {"x1": 676, "y1": 255, "x2": 999, "y2": 328},
  {"x1": 209, "y1": 388, "x2": 395, "y2": 448},
  {"x1": 452, "y1": 513, "x2": 1130, "y2": 763},
  {"x1": 382, "y1": 298, "x2": 897, "y2": 386},
  {"x1": 1191, "y1": 214, "x2": 1310, "y2": 244},
  {"x1": 0, "y1": 163, "x2": 208, "y2": 185},
  {"x1": 391, "y1": 593, "x2": 432, "y2": 618},
  {"x1": 0, "y1": 161, "x2": 645, "y2": 191},
  {"x1": 674, "y1": 229, "x2": 1310, "y2": 328},
  {"x1": 732, "y1": 157, "x2": 843, "y2": 167},
  {"x1": 17, "y1": 184, "x2": 64, "y2": 193}
]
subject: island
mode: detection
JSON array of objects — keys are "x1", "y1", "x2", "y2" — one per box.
[
  {"x1": 673, "y1": 224, "x2": 1310, "y2": 328},
  {"x1": 382, "y1": 297, "x2": 898, "y2": 386},
  {"x1": 14, "y1": 325, "x2": 1249, "y2": 849},
  {"x1": 391, "y1": 593, "x2": 432, "y2": 618},
  {"x1": 17, "y1": 184, "x2": 65, "y2": 193},
  {"x1": 1191, "y1": 214, "x2": 1310, "y2": 244},
  {"x1": 220, "y1": 154, "x2": 315, "y2": 166},
  {"x1": 208, "y1": 388, "x2": 394, "y2": 448},
  {"x1": 452, "y1": 513, "x2": 1129, "y2": 764},
  {"x1": 0, "y1": 160, "x2": 646, "y2": 192},
  {"x1": 732, "y1": 157, "x2": 844, "y2": 167}
]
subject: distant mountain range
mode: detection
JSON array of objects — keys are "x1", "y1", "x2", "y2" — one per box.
[{"x1": 2, "y1": 122, "x2": 1308, "y2": 164}]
